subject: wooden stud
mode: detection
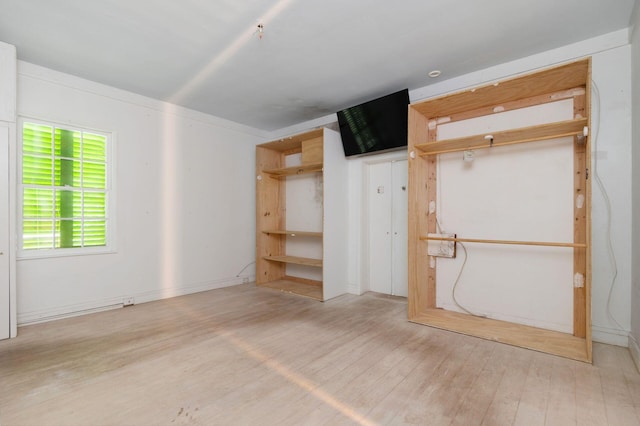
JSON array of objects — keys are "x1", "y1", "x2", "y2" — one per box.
[
  {"x1": 256, "y1": 146, "x2": 286, "y2": 284},
  {"x1": 407, "y1": 107, "x2": 432, "y2": 318},
  {"x1": 573, "y1": 93, "x2": 587, "y2": 339},
  {"x1": 425, "y1": 125, "x2": 438, "y2": 309},
  {"x1": 585, "y1": 60, "x2": 593, "y2": 362}
]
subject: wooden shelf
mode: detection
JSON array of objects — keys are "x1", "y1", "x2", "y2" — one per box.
[
  {"x1": 263, "y1": 255, "x2": 322, "y2": 268},
  {"x1": 263, "y1": 230, "x2": 323, "y2": 237},
  {"x1": 410, "y1": 308, "x2": 589, "y2": 362},
  {"x1": 258, "y1": 279, "x2": 323, "y2": 301},
  {"x1": 415, "y1": 118, "x2": 588, "y2": 156},
  {"x1": 262, "y1": 162, "x2": 323, "y2": 177}
]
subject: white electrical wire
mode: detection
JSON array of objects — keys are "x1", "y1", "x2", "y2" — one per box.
[
  {"x1": 435, "y1": 156, "x2": 483, "y2": 317},
  {"x1": 450, "y1": 241, "x2": 486, "y2": 317},
  {"x1": 591, "y1": 81, "x2": 625, "y2": 331},
  {"x1": 236, "y1": 261, "x2": 255, "y2": 278}
]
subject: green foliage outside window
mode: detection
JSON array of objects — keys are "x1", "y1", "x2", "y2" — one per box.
[{"x1": 22, "y1": 122, "x2": 108, "y2": 250}]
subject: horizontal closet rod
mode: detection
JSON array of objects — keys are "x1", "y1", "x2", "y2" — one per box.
[{"x1": 420, "y1": 235, "x2": 587, "y2": 249}]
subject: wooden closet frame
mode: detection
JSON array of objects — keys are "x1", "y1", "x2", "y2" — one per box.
[{"x1": 407, "y1": 59, "x2": 592, "y2": 362}]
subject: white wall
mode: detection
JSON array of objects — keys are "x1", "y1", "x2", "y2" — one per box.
[
  {"x1": 0, "y1": 41, "x2": 17, "y2": 338},
  {"x1": 629, "y1": 2, "x2": 640, "y2": 369},
  {"x1": 435, "y1": 102, "x2": 576, "y2": 333},
  {"x1": 273, "y1": 30, "x2": 634, "y2": 346},
  {"x1": 16, "y1": 62, "x2": 266, "y2": 324}
]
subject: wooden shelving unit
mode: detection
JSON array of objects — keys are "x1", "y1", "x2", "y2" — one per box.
[
  {"x1": 256, "y1": 128, "x2": 348, "y2": 301},
  {"x1": 407, "y1": 59, "x2": 593, "y2": 362}
]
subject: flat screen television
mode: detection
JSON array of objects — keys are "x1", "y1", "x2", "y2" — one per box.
[{"x1": 337, "y1": 88, "x2": 409, "y2": 157}]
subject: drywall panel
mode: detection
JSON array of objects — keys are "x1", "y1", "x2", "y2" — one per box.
[{"x1": 15, "y1": 62, "x2": 260, "y2": 323}]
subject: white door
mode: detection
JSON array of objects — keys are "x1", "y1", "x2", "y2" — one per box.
[
  {"x1": 367, "y1": 159, "x2": 408, "y2": 296},
  {"x1": 0, "y1": 125, "x2": 9, "y2": 339},
  {"x1": 391, "y1": 160, "x2": 408, "y2": 297},
  {"x1": 368, "y1": 162, "x2": 392, "y2": 294}
]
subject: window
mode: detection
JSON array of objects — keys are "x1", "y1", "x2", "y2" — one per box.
[{"x1": 20, "y1": 120, "x2": 112, "y2": 255}]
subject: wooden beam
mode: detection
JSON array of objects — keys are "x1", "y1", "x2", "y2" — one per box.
[
  {"x1": 411, "y1": 59, "x2": 589, "y2": 119},
  {"x1": 442, "y1": 87, "x2": 586, "y2": 125},
  {"x1": 407, "y1": 107, "x2": 432, "y2": 318},
  {"x1": 410, "y1": 308, "x2": 590, "y2": 362}
]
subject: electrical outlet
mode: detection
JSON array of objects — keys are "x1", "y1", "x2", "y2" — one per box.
[
  {"x1": 242, "y1": 276, "x2": 250, "y2": 284},
  {"x1": 427, "y1": 233, "x2": 456, "y2": 258},
  {"x1": 123, "y1": 297, "x2": 135, "y2": 307}
]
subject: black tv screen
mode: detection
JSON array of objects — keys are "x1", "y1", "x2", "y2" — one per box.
[{"x1": 337, "y1": 89, "x2": 409, "y2": 157}]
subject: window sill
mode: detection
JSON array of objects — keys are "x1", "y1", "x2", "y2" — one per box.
[{"x1": 17, "y1": 246, "x2": 117, "y2": 260}]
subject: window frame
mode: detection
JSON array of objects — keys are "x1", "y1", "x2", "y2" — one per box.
[{"x1": 17, "y1": 117, "x2": 116, "y2": 259}]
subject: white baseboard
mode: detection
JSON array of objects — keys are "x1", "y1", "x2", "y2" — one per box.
[
  {"x1": 629, "y1": 334, "x2": 640, "y2": 373},
  {"x1": 592, "y1": 325, "x2": 630, "y2": 347},
  {"x1": 18, "y1": 275, "x2": 252, "y2": 326}
]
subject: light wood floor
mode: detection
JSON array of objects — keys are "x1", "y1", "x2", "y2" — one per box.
[{"x1": 1, "y1": 284, "x2": 639, "y2": 426}]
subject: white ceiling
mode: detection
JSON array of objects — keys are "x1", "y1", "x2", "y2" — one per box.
[{"x1": 0, "y1": 0, "x2": 636, "y2": 131}]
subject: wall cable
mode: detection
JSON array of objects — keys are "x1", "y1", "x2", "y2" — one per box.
[
  {"x1": 236, "y1": 261, "x2": 255, "y2": 278},
  {"x1": 591, "y1": 81, "x2": 625, "y2": 331},
  {"x1": 435, "y1": 155, "x2": 485, "y2": 317}
]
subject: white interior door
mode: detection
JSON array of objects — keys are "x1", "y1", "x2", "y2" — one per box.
[
  {"x1": 0, "y1": 125, "x2": 9, "y2": 340},
  {"x1": 367, "y1": 159, "x2": 408, "y2": 297},
  {"x1": 391, "y1": 160, "x2": 408, "y2": 297},
  {"x1": 368, "y1": 162, "x2": 393, "y2": 294}
]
